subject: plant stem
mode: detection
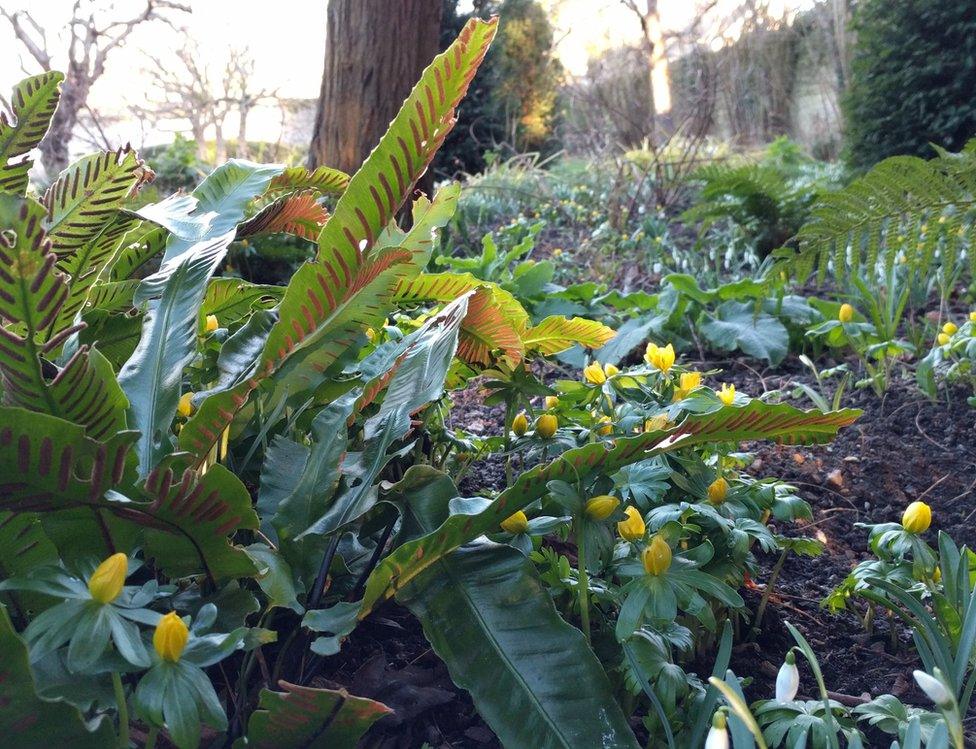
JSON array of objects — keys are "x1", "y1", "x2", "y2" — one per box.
[
  {"x1": 576, "y1": 520, "x2": 591, "y2": 643},
  {"x1": 145, "y1": 727, "x2": 158, "y2": 749},
  {"x1": 748, "y1": 547, "x2": 788, "y2": 641},
  {"x1": 504, "y1": 397, "x2": 515, "y2": 488},
  {"x1": 111, "y1": 671, "x2": 129, "y2": 749}
]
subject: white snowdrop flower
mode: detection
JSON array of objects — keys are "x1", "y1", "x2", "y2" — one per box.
[
  {"x1": 775, "y1": 651, "x2": 800, "y2": 702},
  {"x1": 704, "y1": 710, "x2": 729, "y2": 749},
  {"x1": 914, "y1": 669, "x2": 952, "y2": 708}
]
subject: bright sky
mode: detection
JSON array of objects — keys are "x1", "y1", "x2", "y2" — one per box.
[{"x1": 0, "y1": 0, "x2": 810, "y2": 147}]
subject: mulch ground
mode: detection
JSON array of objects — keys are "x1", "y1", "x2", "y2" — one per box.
[{"x1": 317, "y1": 351, "x2": 976, "y2": 747}]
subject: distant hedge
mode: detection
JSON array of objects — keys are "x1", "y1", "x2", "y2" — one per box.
[{"x1": 843, "y1": 0, "x2": 976, "y2": 170}]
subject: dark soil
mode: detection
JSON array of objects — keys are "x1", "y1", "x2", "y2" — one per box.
[{"x1": 318, "y1": 352, "x2": 976, "y2": 747}]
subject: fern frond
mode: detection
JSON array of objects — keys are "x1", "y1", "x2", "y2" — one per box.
[{"x1": 790, "y1": 148, "x2": 976, "y2": 283}]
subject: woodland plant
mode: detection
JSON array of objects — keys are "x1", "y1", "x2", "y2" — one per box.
[{"x1": 0, "y1": 21, "x2": 864, "y2": 749}]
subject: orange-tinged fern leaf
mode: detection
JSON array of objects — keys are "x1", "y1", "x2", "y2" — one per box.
[{"x1": 237, "y1": 191, "x2": 329, "y2": 241}]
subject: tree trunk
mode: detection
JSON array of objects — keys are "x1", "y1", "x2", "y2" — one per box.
[
  {"x1": 39, "y1": 71, "x2": 88, "y2": 178},
  {"x1": 308, "y1": 0, "x2": 442, "y2": 185},
  {"x1": 237, "y1": 104, "x2": 252, "y2": 159}
]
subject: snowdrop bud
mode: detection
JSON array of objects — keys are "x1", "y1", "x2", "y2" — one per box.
[
  {"x1": 775, "y1": 651, "x2": 800, "y2": 702},
  {"x1": 704, "y1": 710, "x2": 729, "y2": 749},
  {"x1": 913, "y1": 669, "x2": 953, "y2": 708}
]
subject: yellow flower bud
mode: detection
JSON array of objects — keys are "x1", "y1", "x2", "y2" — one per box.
[
  {"x1": 512, "y1": 411, "x2": 528, "y2": 436},
  {"x1": 584, "y1": 495, "x2": 620, "y2": 521},
  {"x1": 932, "y1": 566, "x2": 942, "y2": 584},
  {"x1": 617, "y1": 506, "x2": 645, "y2": 541},
  {"x1": 718, "y1": 383, "x2": 736, "y2": 406},
  {"x1": 583, "y1": 362, "x2": 607, "y2": 385},
  {"x1": 536, "y1": 413, "x2": 558, "y2": 438},
  {"x1": 644, "y1": 342, "x2": 675, "y2": 372},
  {"x1": 604, "y1": 363, "x2": 619, "y2": 377},
  {"x1": 552, "y1": 248, "x2": 562, "y2": 257},
  {"x1": 937, "y1": 332, "x2": 950, "y2": 346},
  {"x1": 87, "y1": 553, "x2": 128, "y2": 604},
  {"x1": 838, "y1": 303, "x2": 854, "y2": 323},
  {"x1": 544, "y1": 395, "x2": 559, "y2": 410},
  {"x1": 673, "y1": 371, "x2": 702, "y2": 401},
  {"x1": 501, "y1": 511, "x2": 529, "y2": 534},
  {"x1": 153, "y1": 612, "x2": 189, "y2": 662},
  {"x1": 643, "y1": 535, "x2": 672, "y2": 575},
  {"x1": 644, "y1": 414, "x2": 670, "y2": 432},
  {"x1": 595, "y1": 415, "x2": 613, "y2": 436},
  {"x1": 969, "y1": 311, "x2": 976, "y2": 323},
  {"x1": 707, "y1": 477, "x2": 729, "y2": 505},
  {"x1": 942, "y1": 321, "x2": 958, "y2": 335},
  {"x1": 902, "y1": 501, "x2": 932, "y2": 534},
  {"x1": 204, "y1": 314, "x2": 219, "y2": 333},
  {"x1": 365, "y1": 327, "x2": 376, "y2": 342},
  {"x1": 177, "y1": 392, "x2": 195, "y2": 418}
]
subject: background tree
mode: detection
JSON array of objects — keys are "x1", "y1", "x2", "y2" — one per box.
[
  {"x1": 0, "y1": 0, "x2": 189, "y2": 176},
  {"x1": 843, "y1": 0, "x2": 976, "y2": 170},
  {"x1": 307, "y1": 0, "x2": 443, "y2": 176},
  {"x1": 139, "y1": 45, "x2": 277, "y2": 164}
]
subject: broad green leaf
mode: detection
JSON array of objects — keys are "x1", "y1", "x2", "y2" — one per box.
[
  {"x1": 119, "y1": 231, "x2": 235, "y2": 476},
  {"x1": 315, "y1": 17, "x2": 497, "y2": 266},
  {"x1": 0, "y1": 513, "x2": 59, "y2": 615},
  {"x1": 201, "y1": 278, "x2": 283, "y2": 326},
  {"x1": 234, "y1": 681, "x2": 391, "y2": 749},
  {"x1": 376, "y1": 182, "x2": 461, "y2": 266},
  {"x1": 142, "y1": 459, "x2": 259, "y2": 582},
  {"x1": 0, "y1": 605, "x2": 115, "y2": 747},
  {"x1": 267, "y1": 165, "x2": 349, "y2": 196},
  {"x1": 161, "y1": 160, "x2": 283, "y2": 262},
  {"x1": 53, "y1": 213, "x2": 141, "y2": 333},
  {"x1": 700, "y1": 300, "x2": 790, "y2": 365},
  {"x1": 396, "y1": 468, "x2": 640, "y2": 749},
  {"x1": 43, "y1": 147, "x2": 150, "y2": 255},
  {"x1": 360, "y1": 400, "x2": 859, "y2": 615},
  {"x1": 0, "y1": 72, "x2": 63, "y2": 194},
  {"x1": 522, "y1": 315, "x2": 616, "y2": 355}
]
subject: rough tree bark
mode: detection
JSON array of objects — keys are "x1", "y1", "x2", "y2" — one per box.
[{"x1": 308, "y1": 0, "x2": 443, "y2": 182}]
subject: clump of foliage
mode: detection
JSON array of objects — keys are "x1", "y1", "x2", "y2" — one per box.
[
  {"x1": 0, "y1": 21, "x2": 870, "y2": 748},
  {"x1": 843, "y1": 0, "x2": 976, "y2": 171}
]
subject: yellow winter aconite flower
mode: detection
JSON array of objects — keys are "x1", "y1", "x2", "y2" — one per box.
[
  {"x1": 644, "y1": 342, "x2": 675, "y2": 372},
  {"x1": 153, "y1": 612, "x2": 189, "y2": 662},
  {"x1": 551, "y1": 248, "x2": 562, "y2": 257},
  {"x1": 718, "y1": 383, "x2": 736, "y2": 406},
  {"x1": 902, "y1": 501, "x2": 932, "y2": 534},
  {"x1": 617, "y1": 506, "x2": 645, "y2": 541},
  {"x1": 838, "y1": 303, "x2": 854, "y2": 323},
  {"x1": 942, "y1": 321, "x2": 958, "y2": 335},
  {"x1": 544, "y1": 395, "x2": 559, "y2": 410},
  {"x1": 970, "y1": 311, "x2": 976, "y2": 322},
  {"x1": 512, "y1": 411, "x2": 528, "y2": 436},
  {"x1": 583, "y1": 362, "x2": 606, "y2": 384},
  {"x1": 177, "y1": 392, "x2": 195, "y2": 418},
  {"x1": 365, "y1": 327, "x2": 376, "y2": 342},
  {"x1": 204, "y1": 314, "x2": 219, "y2": 333},
  {"x1": 707, "y1": 477, "x2": 729, "y2": 505},
  {"x1": 584, "y1": 495, "x2": 620, "y2": 521},
  {"x1": 643, "y1": 535, "x2": 672, "y2": 576},
  {"x1": 87, "y1": 553, "x2": 128, "y2": 604},
  {"x1": 937, "y1": 332, "x2": 950, "y2": 346},
  {"x1": 674, "y1": 371, "x2": 701, "y2": 401},
  {"x1": 603, "y1": 363, "x2": 619, "y2": 377},
  {"x1": 932, "y1": 566, "x2": 942, "y2": 584},
  {"x1": 644, "y1": 414, "x2": 670, "y2": 432},
  {"x1": 536, "y1": 413, "x2": 557, "y2": 438},
  {"x1": 501, "y1": 511, "x2": 529, "y2": 534},
  {"x1": 595, "y1": 416, "x2": 613, "y2": 436}
]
